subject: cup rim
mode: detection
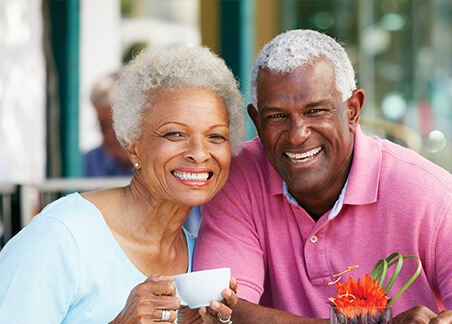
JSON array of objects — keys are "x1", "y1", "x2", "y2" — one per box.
[{"x1": 173, "y1": 267, "x2": 230, "y2": 279}]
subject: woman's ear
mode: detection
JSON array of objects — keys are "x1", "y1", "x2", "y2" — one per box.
[
  {"x1": 127, "y1": 143, "x2": 139, "y2": 165},
  {"x1": 347, "y1": 88, "x2": 365, "y2": 132}
]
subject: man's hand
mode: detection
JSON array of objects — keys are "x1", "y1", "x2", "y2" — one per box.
[
  {"x1": 232, "y1": 298, "x2": 329, "y2": 324},
  {"x1": 394, "y1": 305, "x2": 452, "y2": 323}
]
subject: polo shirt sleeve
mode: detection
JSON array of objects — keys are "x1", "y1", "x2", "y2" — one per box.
[
  {"x1": 193, "y1": 171, "x2": 266, "y2": 304},
  {"x1": 435, "y1": 196, "x2": 452, "y2": 308},
  {"x1": 0, "y1": 215, "x2": 79, "y2": 322}
]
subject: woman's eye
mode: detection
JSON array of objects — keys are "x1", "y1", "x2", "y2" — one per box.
[
  {"x1": 164, "y1": 132, "x2": 184, "y2": 139},
  {"x1": 209, "y1": 134, "x2": 227, "y2": 143}
]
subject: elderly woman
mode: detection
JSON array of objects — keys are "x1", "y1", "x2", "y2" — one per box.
[{"x1": 0, "y1": 45, "x2": 246, "y2": 323}]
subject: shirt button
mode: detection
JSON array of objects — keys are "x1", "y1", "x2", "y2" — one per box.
[{"x1": 310, "y1": 235, "x2": 318, "y2": 243}]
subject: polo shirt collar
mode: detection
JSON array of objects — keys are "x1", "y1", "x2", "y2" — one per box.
[
  {"x1": 344, "y1": 125, "x2": 381, "y2": 205},
  {"x1": 280, "y1": 125, "x2": 381, "y2": 216}
]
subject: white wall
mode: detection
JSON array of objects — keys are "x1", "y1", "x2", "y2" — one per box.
[
  {"x1": 0, "y1": 0, "x2": 202, "y2": 184},
  {"x1": 0, "y1": 0, "x2": 46, "y2": 184},
  {"x1": 80, "y1": 0, "x2": 121, "y2": 153},
  {"x1": 79, "y1": 0, "x2": 201, "y2": 154}
]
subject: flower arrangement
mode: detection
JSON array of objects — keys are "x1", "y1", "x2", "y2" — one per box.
[{"x1": 328, "y1": 252, "x2": 422, "y2": 323}]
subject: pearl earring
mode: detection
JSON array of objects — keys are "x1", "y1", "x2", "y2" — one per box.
[{"x1": 134, "y1": 162, "x2": 140, "y2": 168}]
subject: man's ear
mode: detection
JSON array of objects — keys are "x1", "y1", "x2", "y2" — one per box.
[
  {"x1": 247, "y1": 104, "x2": 261, "y2": 135},
  {"x1": 347, "y1": 88, "x2": 365, "y2": 132}
]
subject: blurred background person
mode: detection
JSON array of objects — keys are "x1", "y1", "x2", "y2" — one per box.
[{"x1": 84, "y1": 72, "x2": 134, "y2": 177}]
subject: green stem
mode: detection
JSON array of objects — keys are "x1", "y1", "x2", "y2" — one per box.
[
  {"x1": 385, "y1": 252, "x2": 404, "y2": 294},
  {"x1": 387, "y1": 256, "x2": 422, "y2": 306},
  {"x1": 371, "y1": 253, "x2": 422, "y2": 306}
]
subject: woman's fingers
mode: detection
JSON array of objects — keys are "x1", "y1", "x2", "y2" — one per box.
[
  {"x1": 112, "y1": 275, "x2": 180, "y2": 323},
  {"x1": 145, "y1": 274, "x2": 176, "y2": 296},
  {"x1": 135, "y1": 275, "x2": 181, "y2": 307},
  {"x1": 229, "y1": 277, "x2": 238, "y2": 294},
  {"x1": 223, "y1": 287, "x2": 238, "y2": 308},
  {"x1": 197, "y1": 276, "x2": 238, "y2": 323},
  {"x1": 200, "y1": 299, "x2": 233, "y2": 323},
  {"x1": 199, "y1": 302, "x2": 232, "y2": 324},
  {"x1": 199, "y1": 306, "x2": 211, "y2": 322},
  {"x1": 156, "y1": 308, "x2": 177, "y2": 323}
]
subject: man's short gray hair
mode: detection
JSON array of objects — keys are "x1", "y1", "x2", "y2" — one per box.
[
  {"x1": 112, "y1": 45, "x2": 246, "y2": 155},
  {"x1": 250, "y1": 29, "x2": 356, "y2": 107}
]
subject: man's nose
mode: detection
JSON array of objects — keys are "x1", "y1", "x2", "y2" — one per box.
[{"x1": 287, "y1": 116, "x2": 310, "y2": 145}]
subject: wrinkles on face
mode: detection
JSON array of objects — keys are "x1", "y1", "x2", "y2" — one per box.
[
  {"x1": 255, "y1": 60, "x2": 361, "y2": 217},
  {"x1": 130, "y1": 88, "x2": 231, "y2": 208}
]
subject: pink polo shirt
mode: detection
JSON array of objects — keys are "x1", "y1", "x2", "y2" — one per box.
[{"x1": 193, "y1": 126, "x2": 452, "y2": 317}]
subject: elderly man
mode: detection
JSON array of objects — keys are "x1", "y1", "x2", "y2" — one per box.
[
  {"x1": 84, "y1": 72, "x2": 134, "y2": 177},
  {"x1": 194, "y1": 29, "x2": 452, "y2": 323}
]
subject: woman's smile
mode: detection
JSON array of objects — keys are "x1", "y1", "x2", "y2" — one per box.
[{"x1": 171, "y1": 169, "x2": 214, "y2": 187}]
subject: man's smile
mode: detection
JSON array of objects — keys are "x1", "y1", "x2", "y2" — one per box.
[{"x1": 285, "y1": 146, "x2": 322, "y2": 162}]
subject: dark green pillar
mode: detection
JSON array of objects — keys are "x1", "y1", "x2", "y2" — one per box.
[
  {"x1": 49, "y1": 0, "x2": 81, "y2": 177},
  {"x1": 221, "y1": 0, "x2": 257, "y2": 140}
]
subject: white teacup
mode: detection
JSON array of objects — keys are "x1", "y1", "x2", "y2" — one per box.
[{"x1": 173, "y1": 267, "x2": 231, "y2": 309}]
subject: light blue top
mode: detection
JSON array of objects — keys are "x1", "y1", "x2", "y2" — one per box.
[{"x1": 0, "y1": 193, "x2": 195, "y2": 323}]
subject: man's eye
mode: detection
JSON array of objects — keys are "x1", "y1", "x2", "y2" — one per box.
[
  {"x1": 307, "y1": 109, "x2": 324, "y2": 114},
  {"x1": 267, "y1": 113, "x2": 287, "y2": 119}
]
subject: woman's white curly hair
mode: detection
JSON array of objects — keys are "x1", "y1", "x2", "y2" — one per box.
[
  {"x1": 250, "y1": 29, "x2": 356, "y2": 107},
  {"x1": 111, "y1": 45, "x2": 246, "y2": 155}
]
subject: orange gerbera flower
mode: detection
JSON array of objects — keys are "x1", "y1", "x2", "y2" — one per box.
[
  {"x1": 329, "y1": 274, "x2": 388, "y2": 318},
  {"x1": 328, "y1": 253, "x2": 422, "y2": 323}
]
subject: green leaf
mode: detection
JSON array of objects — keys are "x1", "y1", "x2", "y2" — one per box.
[
  {"x1": 388, "y1": 255, "x2": 422, "y2": 306},
  {"x1": 370, "y1": 252, "x2": 422, "y2": 306},
  {"x1": 385, "y1": 252, "x2": 404, "y2": 293}
]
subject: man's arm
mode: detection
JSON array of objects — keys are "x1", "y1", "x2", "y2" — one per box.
[
  {"x1": 232, "y1": 299, "x2": 328, "y2": 324},
  {"x1": 393, "y1": 305, "x2": 452, "y2": 324},
  {"x1": 233, "y1": 300, "x2": 452, "y2": 324}
]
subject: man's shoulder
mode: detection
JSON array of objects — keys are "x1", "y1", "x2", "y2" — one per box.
[
  {"x1": 378, "y1": 137, "x2": 452, "y2": 189},
  {"x1": 226, "y1": 137, "x2": 283, "y2": 196},
  {"x1": 229, "y1": 137, "x2": 270, "y2": 178},
  {"x1": 231, "y1": 137, "x2": 267, "y2": 166},
  {"x1": 357, "y1": 130, "x2": 451, "y2": 189}
]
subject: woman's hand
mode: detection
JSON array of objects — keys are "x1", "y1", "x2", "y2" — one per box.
[
  {"x1": 199, "y1": 277, "x2": 238, "y2": 324},
  {"x1": 110, "y1": 274, "x2": 180, "y2": 323}
]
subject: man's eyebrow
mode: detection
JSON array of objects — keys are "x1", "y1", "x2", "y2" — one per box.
[
  {"x1": 260, "y1": 99, "x2": 333, "y2": 113},
  {"x1": 304, "y1": 99, "x2": 332, "y2": 109},
  {"x1": 261, "y1": 106, "x2": 284, "y2": 113}
]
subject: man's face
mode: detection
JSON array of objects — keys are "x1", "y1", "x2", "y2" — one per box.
[{"x1": 249, "y1": 59, "x2": 362, "y2": 206}]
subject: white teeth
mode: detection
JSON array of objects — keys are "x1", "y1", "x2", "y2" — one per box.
[
  {"x1": 286, "y1": 147, "x2": 322, "y2": 161},
  {"x1": 173, "y1": 171, "x2": 210, "y2": 181}
]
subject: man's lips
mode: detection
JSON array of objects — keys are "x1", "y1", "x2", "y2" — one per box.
[{"x1": 285, "y1": 146, "x2": 322, "y2": 162}]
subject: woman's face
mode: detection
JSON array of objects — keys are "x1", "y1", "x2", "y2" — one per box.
[{"x1": 130, "y1": 88, "x2": 231, "y2": 207}]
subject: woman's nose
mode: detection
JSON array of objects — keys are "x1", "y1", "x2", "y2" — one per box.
[{"x1": 183, "y1": 137, "x2": 210, "y2": 163}]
